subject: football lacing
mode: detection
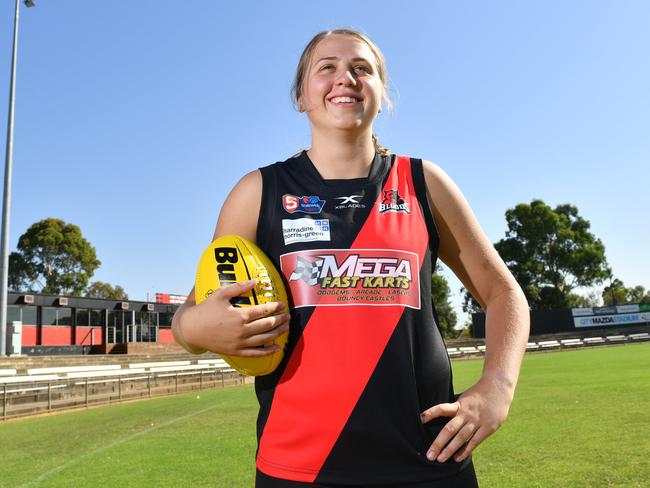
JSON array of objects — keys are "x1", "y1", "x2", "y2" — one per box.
[{"x1": 256, "y1": 266, "x2": 275, "y2": 295}]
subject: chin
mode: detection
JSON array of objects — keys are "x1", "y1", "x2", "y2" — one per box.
[{"x1": 330, "y1": 116, "x2": 370, "y2": 130}]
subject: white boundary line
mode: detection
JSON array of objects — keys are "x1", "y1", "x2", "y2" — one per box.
[{"x1": 19, "y1": 404, "x2": 219, "y2": 487}]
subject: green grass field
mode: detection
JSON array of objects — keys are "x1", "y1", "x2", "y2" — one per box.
[{"x1": 2, "y1": 343, "x2": 649, "y2": 488}]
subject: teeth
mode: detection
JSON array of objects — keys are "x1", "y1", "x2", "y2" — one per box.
[{"x1": 331, "y1": 97, "x2": 358, "y2": 103}]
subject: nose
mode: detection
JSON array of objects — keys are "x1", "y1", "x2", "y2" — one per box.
[{"x1": 336, "y1": 69, "x2": 357, "y2": 87}]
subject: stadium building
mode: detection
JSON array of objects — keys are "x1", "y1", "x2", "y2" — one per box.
[
  {"x1": 5, "y1": 291, "x2": 184, "y2": 355},
  {"x1": 4, "y1": 291, "x2": 649, "y2": 356}
]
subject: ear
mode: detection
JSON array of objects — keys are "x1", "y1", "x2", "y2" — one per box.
[{"x1": 298, "y1": 97, "x2": 305, "y2": 113}]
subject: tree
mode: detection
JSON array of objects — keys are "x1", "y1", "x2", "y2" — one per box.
[
  {"x1": 86, "y1": 281, "x2": 128, "y2": 300},
  {"x1": 9, "y1": 218, "x2": 101, "y2": 296},
  {"x1": 493, "y1": 199, "x2": 610, "y2": 309},
  {"x1": 461, "y1": 286, "x2": 482, "y2": 314},
  {"x1": 628, "y1": 286, "x2": 650, "y2": 304},
  {"x1": 570, "y1": 290, "x2": 602, "y2": 308},
  {"x1": 602, "y1": 279, "x2": 627, "y2": 306},
  {"x1": 602, "y1": 278, "x2": 650, "y2": 305},
  {"x1": 431, "y1": 266, "x2": 458, "y2": 339}
]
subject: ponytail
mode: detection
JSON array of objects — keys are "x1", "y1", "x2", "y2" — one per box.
[{"x1": 372, "y1": 133, "x2": 390, "y2": 155}]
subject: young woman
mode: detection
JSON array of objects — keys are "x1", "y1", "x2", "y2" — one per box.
[{"x1": 172, "y1": 29, "x2": 530, "y2": 487}]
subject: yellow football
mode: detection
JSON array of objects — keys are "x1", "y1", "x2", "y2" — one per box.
[{"x1": 194, "y1": 235, "x2": 288, "y2": 376}]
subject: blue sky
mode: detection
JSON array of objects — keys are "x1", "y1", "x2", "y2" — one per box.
[{"x1": 1, "y1": 1, "x2": 648, "y2": 322}]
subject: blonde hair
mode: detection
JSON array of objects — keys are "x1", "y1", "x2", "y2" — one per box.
[{"x1": 291, "y1": 29, "x2": 392, "y2": 155}]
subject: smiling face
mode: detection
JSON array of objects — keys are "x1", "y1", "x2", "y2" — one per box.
[{"x1": 298, "y1": 34, "x2": 384, "y2": 134}]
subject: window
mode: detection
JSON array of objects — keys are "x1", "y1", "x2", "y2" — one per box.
[
  {"x1": 7, "y1": 305, "x2": 38, "y2": 325},
  {"x1": 41, "y1": 307, "x2": 72, "y2": 326},
  {"x1": 135, "y1": 312, "x2": 158, "y2": 326},
  {"x1": 7, "y1": 305, "x2": 21, "y2": 325},
  {"x1": 57, "y1": 308, "x2": 72, "y2": 326},
  {"x1": 91, "y1": 309, "x2": 105, "y2": 327},
  {"x1": 22, "y1": 306, "x2": 37, "y2": 325},
  {"x1": 42, "y1": 307, "x2": 57, "y2": 326},
  {"x1": 158, "y1": 312, "x2": 174, "y2": 327},
  {"x1": 77, "y1": 309, "x2": 90, "y2": 327}
]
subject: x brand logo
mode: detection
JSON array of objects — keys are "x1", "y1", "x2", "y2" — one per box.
[{"x1": 335, "y1": 195, "x2": 363, "y2": 204}]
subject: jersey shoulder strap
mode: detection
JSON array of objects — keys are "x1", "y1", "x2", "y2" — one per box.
[{"x1": 406, "y1": 157, "x2": 440, "y2": 259}]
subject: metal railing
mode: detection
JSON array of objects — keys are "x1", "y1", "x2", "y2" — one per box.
[{"x1": 1, "y1": 367, "x2": 244, "y2": 421}]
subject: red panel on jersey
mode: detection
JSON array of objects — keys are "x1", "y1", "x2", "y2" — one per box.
[{"x1": 257, "y1": 157, "x2": 430, "y2": 482}]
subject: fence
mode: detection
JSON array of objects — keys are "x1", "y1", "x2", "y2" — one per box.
[{"x1": 1, "y1": 366, "x2": 243, "y2": 421}]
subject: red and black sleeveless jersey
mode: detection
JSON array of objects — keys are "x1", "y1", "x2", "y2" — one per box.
[{"x1": 254, "y1": 151, "x2": 472, "y2": 485}]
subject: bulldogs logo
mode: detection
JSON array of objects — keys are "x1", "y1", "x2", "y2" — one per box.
[{"x1": 378, "y1": 190, "x2": 410, "y2": 214}]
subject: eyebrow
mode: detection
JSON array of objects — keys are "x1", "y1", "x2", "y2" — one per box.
[{"x1": 314, "y1": 56, "x2": 372, "y2": 64}]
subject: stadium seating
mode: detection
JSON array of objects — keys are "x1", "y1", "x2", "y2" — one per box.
[
  {"x1": 629, "y1": 333, "x2": 649, "y2": 341},
  {"x1": 446, "y1": 348, "x2": 461, "y2": 357},
  {"x1": 583, "y1": 337, "x2": 605, "y2": 344},
  {"x1": 560, "y1": 339, "x2": 583, "y2": 347},
  {"x1": 606, "y1": 335, "x2": 626, "y2": 342},
  {"x1": 2, "y1": 330, "x2": 648, "y2": 421},
  {"x1": 27, "y1": 365, "x2": 122, "y2": 375},
  {"x1": 0, "y1": 357, "x2": 244, "y2": 420},
  {"x1": 128, "y1": 361, "x2": 191, "y2": 369}
]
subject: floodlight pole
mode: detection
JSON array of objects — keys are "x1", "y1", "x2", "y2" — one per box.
[{"x1": 1, "y1": 0, "x2": 33, "y2": 357}]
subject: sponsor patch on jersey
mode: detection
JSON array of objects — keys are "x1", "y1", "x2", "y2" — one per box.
[
  {"x1": 282, "y1": 218, "x2": 330, "y2": 245},
  {"x1": 279, "y1": 249, "x2": 421, "y2": 309},
  {"x1": 334, "y1": 194, "x2": 366, "y2": 210},
  {"x1": 378, "y1": 189, "x2": 410, "y2": 214},
  {"x1": 283, "y1": 194, "x2": 326, "y2": 214}
]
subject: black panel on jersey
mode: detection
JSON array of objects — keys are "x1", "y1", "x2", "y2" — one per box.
[{"x1": 410, "y1": 159, "x2": 441, "y2": 263}]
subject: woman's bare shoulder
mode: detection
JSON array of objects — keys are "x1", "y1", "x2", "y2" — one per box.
[{"x1": 213, "y1": 169, "x2": 262, "y2": 242}]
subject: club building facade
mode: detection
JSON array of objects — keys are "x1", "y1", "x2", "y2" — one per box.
[
  {"x1": 5, "y1": 291, "x2": 185, "y2": 355},
  {"x1": 6, "y1": 291, "x2": 649, "y2": 355}
]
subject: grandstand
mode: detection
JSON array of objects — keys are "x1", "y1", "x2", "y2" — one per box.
[
  {"x1": 2, "y1": 292, "x2": 648, "y2": 421},
  {"x1": 0, "y1": 353, "x2": 245, "y2": 420}
]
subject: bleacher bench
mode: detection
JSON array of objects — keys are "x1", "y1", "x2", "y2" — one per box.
[
  {"x1": 459, "y1": 347, "x2": 479, "y2": 354},
  {"x1": 583, "y1": 337, "x2": 605, "y2": 344},
  {"x1": 560, "y1": 339, "x2": 583, "y2": 347},
  {"x1": 629, "y1": 333, "x2": 649, "y2": 341},
  {"x1": 28, "y1": 365, "x2": 121, "y2": 376},
  {"x1": 128, "y1": 361, "x2": 191, "y2": 369},
  {"x1": 605, "y1": 335, "x2": 626, "y2": 342},
  {"x1": 0, "y1": 374, "x2": 60, "y2": 384},
  {"x1": 67, "y1": 368, "x2": 147, "y2": 379}
]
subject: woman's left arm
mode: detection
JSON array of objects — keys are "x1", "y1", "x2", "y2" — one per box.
[{"x1": 418, "y1": 160, "x2": 530, "y2": 464}]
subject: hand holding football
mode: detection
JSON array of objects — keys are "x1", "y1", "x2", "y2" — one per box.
[{"x1": 193, "y1": 235, "x2": 290, "y2": 376}]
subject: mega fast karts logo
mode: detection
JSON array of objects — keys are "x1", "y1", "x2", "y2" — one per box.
[
  {"x1": 378, "y1": 189, "x2": 410, "y2": 214},
  {"x1": 279, "y1": 249, "x2": 420, "y2": 309},
  {"x1": 283, "y1": 194, "x2": 326, "y2": 214}
]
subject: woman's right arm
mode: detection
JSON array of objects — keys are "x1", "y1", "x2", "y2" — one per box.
[{"x1": 171, "y1": 170, "x2": 290, "y2": 356}]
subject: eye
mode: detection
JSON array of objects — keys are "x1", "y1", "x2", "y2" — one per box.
[
  {"x1": 354, "y1": 65, "x2": 372, "y2": 74},
  {"x1": 319, "y1": 64, "x2": 335, "y2": 72}
]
